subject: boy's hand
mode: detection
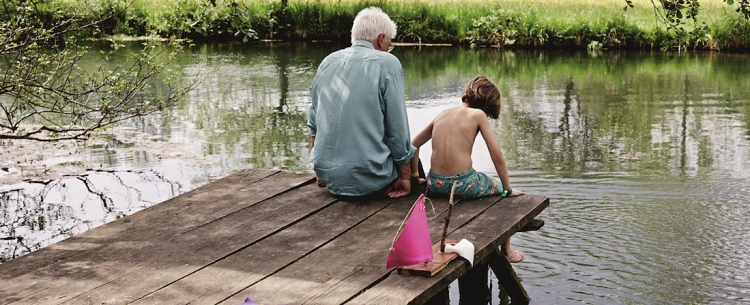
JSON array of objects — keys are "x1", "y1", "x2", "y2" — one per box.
[
  {"x1": 386, "y1": 178, "x2": 411, "y2": 198},
  {"x1": 508, "y1": 189, "x2": 525, "y2": 197}
]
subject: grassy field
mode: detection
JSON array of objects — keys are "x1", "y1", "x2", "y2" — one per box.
[{"x1": 38, "y1": 0, "x2": 750, "y2": 50}]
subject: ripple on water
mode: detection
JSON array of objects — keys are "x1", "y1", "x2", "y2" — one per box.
[{"x1": 503, "y1": 174, "x2": 750, "y2": 305}]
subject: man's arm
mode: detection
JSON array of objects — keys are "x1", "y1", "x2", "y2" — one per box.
[
  {"x1": 381, "y1": 60, "x2": 416, "y2": 198},
  {"x1": 387, "y1": 162, "x2": 412, "y2": 198},
  {"x1": 308, "y1": 87, "x2": 324, "y2": 187},
  {"x1": 310, "y1": 136, "x2": 325, "y2": 187},
  {"x1": 381, "y1": 59, "x2": 416, "y2": 168}
]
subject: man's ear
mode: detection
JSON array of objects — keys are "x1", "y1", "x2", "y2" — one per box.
[{"x1": 376, "y1": 33, "x2": 386, "y2": 50}]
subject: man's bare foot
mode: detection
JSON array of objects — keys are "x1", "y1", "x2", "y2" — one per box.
[
  {"x1": 316, "y1": 176, "x2": 326, "y2": 187},
  {"x1": 505, "y1": 249, "x2": 524, "y2": 263}
]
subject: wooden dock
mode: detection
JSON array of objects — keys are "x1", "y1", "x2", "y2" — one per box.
[{"x1": 0, "y1": 169, "x2": 549, "y2": 305}]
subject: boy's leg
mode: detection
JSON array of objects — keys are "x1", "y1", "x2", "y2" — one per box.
[{"x1": 501, "y1": 238, "x2": 524, "y2": 263}]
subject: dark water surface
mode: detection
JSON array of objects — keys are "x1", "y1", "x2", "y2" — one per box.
[{"x1": 2, "y1": 42, "x2": 750, "y2": 304}]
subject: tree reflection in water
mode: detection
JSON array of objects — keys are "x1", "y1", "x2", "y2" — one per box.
[{"x1": 0, "y1": 169, "x2": 180, "y2": 263}]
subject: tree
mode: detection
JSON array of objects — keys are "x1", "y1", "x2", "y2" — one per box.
[
  {"x1": 0, "y1": 0, "x2": 192, "y2": 141},
  {"x1": 627, "y1": 0, "x2": 750, "y2": 24},
  {"x1": 627, "y1": 0, "x2": 750, "y2": 49}
]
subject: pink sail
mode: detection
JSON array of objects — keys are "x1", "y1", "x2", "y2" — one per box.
[{"x1": 386, "y1": 194, "x2": 434, "y2": 269}]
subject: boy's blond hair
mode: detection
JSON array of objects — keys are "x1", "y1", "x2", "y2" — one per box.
[{"x1": 462, "y1": 76, "x2": 501, "y2": 119}]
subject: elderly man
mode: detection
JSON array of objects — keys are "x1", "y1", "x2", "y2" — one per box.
[{"x1": 307, "y1": 7, "x2": 416, "y2": 200}]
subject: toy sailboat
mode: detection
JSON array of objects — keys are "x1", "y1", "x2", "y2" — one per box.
[
  {"x1": 386, "y1": 193, "x2": 434, "y2": 269},
  {"x1": 387, "y1": 184, "x2": 473, "y2": 277}
]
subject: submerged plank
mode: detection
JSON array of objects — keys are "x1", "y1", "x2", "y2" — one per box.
[
  {"x1": 489, "y1": 248, "x2": 530, "y2": 304},
  {"x1": 346, "y1": 194, "x2": 549, "y2": 305},
  {"x1": 0, "y1": 170, "x2": 313, "y2": 305}
]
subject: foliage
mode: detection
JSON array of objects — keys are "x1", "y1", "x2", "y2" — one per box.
[
  {"x1": 467, "y1": 10, "x2": 522, "y2": 47},
  {"x1": 286, "y1": 2, "x2": 353, "y2": 40},
  {"x1": 0, "y1": 0, "x2": 191, "y2": 141},
  {"x1": 625, "y1": 0, "x2": 750, "y2": 50},
  {"x1": 389, "y1": 4, "x2": 460, "y2": 43},
  {"x1": 145, "y1": 0, "x2": 233, "y2": 39},
  {"x1": 711, "y1": 13, "x2": 750, "y2": 49},
  {"x1": 12, "y1": 0, "x2": 750, "y2": 51}
]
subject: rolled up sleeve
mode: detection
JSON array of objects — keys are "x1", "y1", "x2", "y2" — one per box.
[
  {"x1": 381, "y1": 61, "x2": 416, "y2": 167},
  {"x1": 307, "y1": 87, "x2": 318, "y2": 137}
]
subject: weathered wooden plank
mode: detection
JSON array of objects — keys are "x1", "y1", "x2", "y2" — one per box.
[
  {"x1": 217, "y1": 192, "x2": 498, "y2": 305},
  {"x1": 423, "y1": 287, "x2": 449, "y2": 305},
  {"x1": 214, "y1": 191, "x2": 429, "y2": 305},
  {"x1": 131, "y1": 196, "x2": 397, "y2": 304},
  {"x1": 0, "y1": 170, "x2": 313, "y2": 305},
  {"x1": 346, "y1": 194, "x2": 549, "y2": 305},
  {"x1": 1, "y1": 169, "x2": 548, "y2": 305},
  {"x1": 0, "y1": 169, "x2": 279, "y2": 281},
  {"x1": 60, "y1": 182, "x2": 336, "y2": 305}
]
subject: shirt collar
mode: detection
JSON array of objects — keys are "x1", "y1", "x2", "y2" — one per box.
[{"x1": 352, "y1": 40, "x2": 375, "y2": 49}]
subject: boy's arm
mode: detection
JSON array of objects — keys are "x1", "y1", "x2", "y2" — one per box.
[
  {"x1": 476, "y1": 113, "x2": 511, "y2": 190},
  {"x1": 410, "y1": 122, "x2": 434, "y2": 176}
]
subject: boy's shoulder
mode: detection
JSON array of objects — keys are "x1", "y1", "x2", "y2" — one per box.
[
  {"x1": 457, "y1": 106, "x2": 487, "y2": 119},
  {"x1": 437, "y1": 105, "x2": 484, "y2": 117},
  {"x1": 434, "y1": 106, "x2": 486, "y2": 128}
]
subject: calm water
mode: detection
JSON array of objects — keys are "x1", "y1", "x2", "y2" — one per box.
[{"x1": 2, "y1": 42, "x2": 750, "y2": 304}]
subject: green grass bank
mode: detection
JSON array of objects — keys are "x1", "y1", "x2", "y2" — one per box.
[{"x1": 30, "y1": 0, "x2": 750, "y2": 51}]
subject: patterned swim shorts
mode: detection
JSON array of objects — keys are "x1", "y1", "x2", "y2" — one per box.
[{"x1": 426, "y1": 168, "x2": 502, "y2": 198}]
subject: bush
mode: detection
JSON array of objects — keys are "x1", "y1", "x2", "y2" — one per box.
[
  {"x1": 15, "y1": 0, "x2": 750, "y2": 51},
  {"x1": 467, "y1": 9, "x2": 522, "y2": 47}
]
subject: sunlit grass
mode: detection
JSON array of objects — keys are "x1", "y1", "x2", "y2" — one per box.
[
  {"x1": 40, "y1": 0, "x2": 750, "y2": 49},
  {"x1": 125, "y1": 0, "x2": 739, "y2": 29}
]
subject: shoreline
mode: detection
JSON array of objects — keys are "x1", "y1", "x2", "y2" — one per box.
[{"x1": 21, "y1": 0, "x2": 750, "y2": 52}]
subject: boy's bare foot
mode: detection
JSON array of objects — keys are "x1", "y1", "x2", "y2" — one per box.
[{"x1": 505, "y1": 249, "x2": 524, "y2": 263}]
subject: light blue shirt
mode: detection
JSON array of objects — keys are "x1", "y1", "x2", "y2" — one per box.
[{"x1": 308, "y1": 40, "x2": 416, "y2": 196}]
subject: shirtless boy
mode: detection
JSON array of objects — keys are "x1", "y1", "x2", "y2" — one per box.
[{"x1": 410, "y1": 75, "x2": 526, "y2": 263}]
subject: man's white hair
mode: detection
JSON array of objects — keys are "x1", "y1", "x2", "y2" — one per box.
[{"x1": 350, "y1": 7, "x2": 397, "y2": 44}]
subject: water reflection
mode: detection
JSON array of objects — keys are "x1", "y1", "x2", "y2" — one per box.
[
  {"x1": 2, "y1": 43, "x2": 750, "y2": 304},
  {"x1": 0, "y1": 170, "x2": 179, "y2": 262}
]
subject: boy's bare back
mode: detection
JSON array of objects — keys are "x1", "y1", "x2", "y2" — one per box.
[
  {"x1": 429, "y1": 104, "x2": 488, "y2": 175},
  {"x1": 411, "y1": 75, "x2": 517, "y2": 196}
]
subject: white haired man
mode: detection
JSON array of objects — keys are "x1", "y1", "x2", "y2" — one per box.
[{"x1": 307, "y1": 7, "x2": 416, "y2": 200}]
